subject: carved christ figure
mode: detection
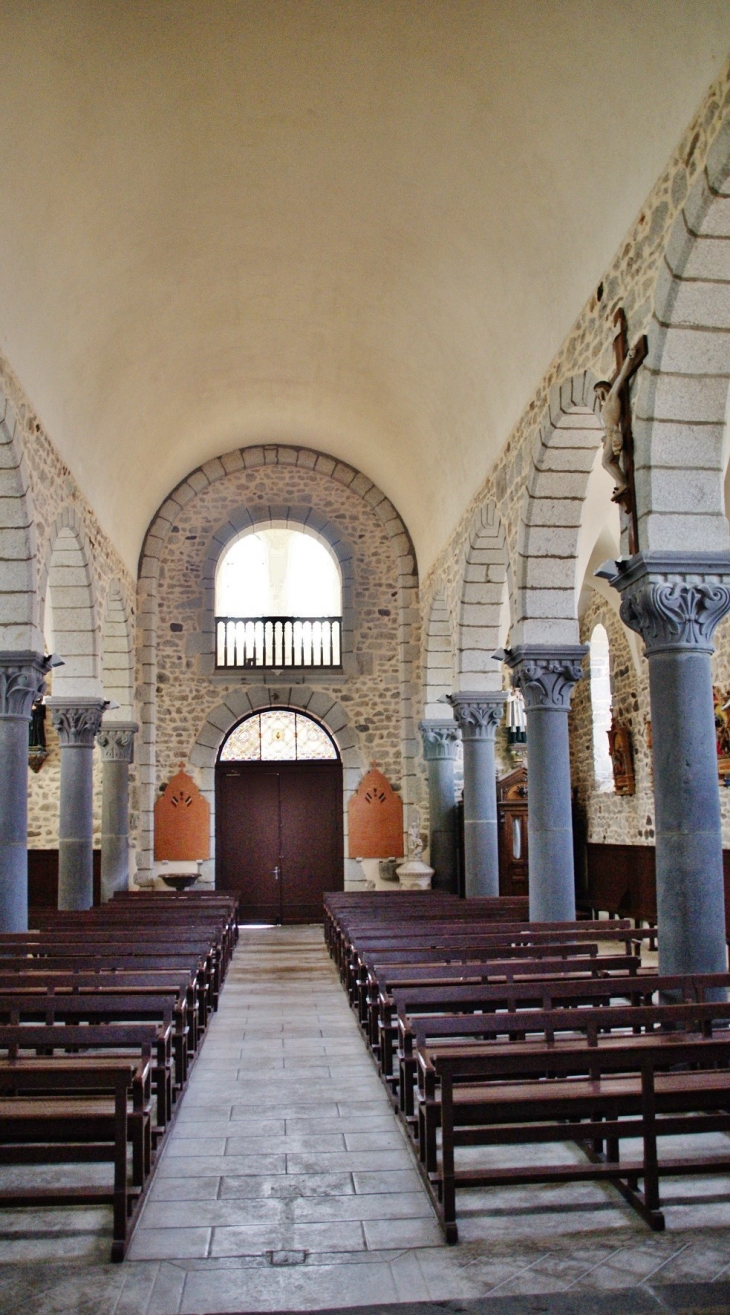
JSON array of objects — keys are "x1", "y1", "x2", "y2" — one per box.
[{"x1": 594, "y1": 345, "x2": 638, "y2": 497}]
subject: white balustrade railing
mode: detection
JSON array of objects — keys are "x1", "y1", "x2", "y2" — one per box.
[{"x1": 215, "y1": 616, "x2": 343, "y2": 669}]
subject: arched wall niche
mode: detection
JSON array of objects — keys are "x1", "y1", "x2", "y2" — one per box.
[
  {"x1": 40, "y1": 511, "x2": 101, "y2": 699},
  {"x1": 189, "y1": 685, "x2": 365, "y2": 887},
  {"x1": 0, "y1": 386, "x2": 40, "y2": 652},
  {"x1": 199, "y1": 506, "x2": 355, "y2": 677},
  {"x1": 458, "y1": 500, "x2": 511, "y2": 693},
  {"x1": 515, "y1": 371, "x2": 604, "y2": 648},
  {"x1": 634, "y1": 114, "x2": 730, "y2": 554},
  {"x1": 136, "y1": 443, "x2": 420, "y2": 885}
]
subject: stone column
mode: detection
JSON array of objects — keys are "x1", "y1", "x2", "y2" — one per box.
[
  {"x1": 502, "y1": 647, "x2": 587, "y2": 921},
  {"x1": 446, "y1": 693, "x2": 507, "y2": 897},
  {"x1": 47, "y1": 699, "x2": 107, "y2": 911},
  {"x1": 97, "y1": 723, "x2": 138, "y2": 903},
  {"x1": 420, "y1": 719, "x2": 461, "y2": 893},
  {"x1": 0, "y1": 653, "x2": 51, "y2": 931},
  {"x1": 604, "y1": 552, "x2": 730, "y2": 979}
]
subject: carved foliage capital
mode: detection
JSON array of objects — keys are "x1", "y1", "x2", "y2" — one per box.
[
  {"x1": 419, "y1": 719, "x2": 461, "y2": 761},
  {"x1": 620, "y1": 581, "x2": 730, "y2": 656},
  {"x1": 505, "y1": 647, "x2": 587, "y2": 711},
  {"x1": 49, "y1": 700, "x2": 107, "y2": 747},
  {"x1": 446, "y1": 693, "x2": 507, "y2": 741},
  {"x1": 97, "y1": 723, "x2": 138, "y2": 763},
  {"x1": 0, "y1": 652, "x2": 52, "y2": 720}
]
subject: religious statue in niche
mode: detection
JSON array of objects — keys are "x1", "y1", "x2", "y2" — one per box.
[
  {"x1": 28, "y1": 699, "x2": 48, "y2": 773},
  {"x1": 607, "y1": 719, "x2": 635, "y2": 796},
  {"x1": 594, "y1": 308, "x2": 648, "y2": 555},
  {"x1": 713, "y1": 689, "x2": 730, "y2": 782}
]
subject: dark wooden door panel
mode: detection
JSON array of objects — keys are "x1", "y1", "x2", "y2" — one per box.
[
  {"x1": 279, "y1": 762, "x2": 343, "y2": 921},
  {"x1": 215, "y1": 765, "x2": 281, "y2": 922},
  {"x1": 215, "y1": 759, "x2": 343, "y2": 923}
]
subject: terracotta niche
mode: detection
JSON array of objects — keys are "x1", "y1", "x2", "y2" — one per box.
[
  {"x1": 348, "y1": 764, "x2": 404, "y2": 858},
  {"x1": 154, "y1": 764, "x2": 211, "y2": 861}
]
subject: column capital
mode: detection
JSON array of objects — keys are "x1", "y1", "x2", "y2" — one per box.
[
  {"x1": 599, "y1": 552, "x2": 730, "y2": 657},
  {"x1": 419, "y1": 718, "x2": 461, "y2": 760},
  {"x1": 445, "y1": 692, "x2": 507, "y2": 741},
  {"x1": 47, "y1": 698, "x2": 108, "y2": 747},
  {"x1": 501, "y1": 645, "x2": 587, "y2": 711},
  {"x1": 0, "y1": 651, "x2": 52, "y2": 721},
  {"x1": 97, "y1": 722, "x2": 138, "y2": 764}
]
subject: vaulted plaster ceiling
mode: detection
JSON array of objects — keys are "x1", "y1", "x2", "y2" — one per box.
[{"x1": 1, "y1": 2, "x2": 729, "y2": 576}]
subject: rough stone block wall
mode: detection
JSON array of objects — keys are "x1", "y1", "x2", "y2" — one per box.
[
  {"x1": 0, "y1": 354, "x2": 136, "y2": 853},
  {"x1": 144, "y1": 456, "x2": 424, "y2": 882},
  {"x1": 420, "y1": 61, "x2": 730, "y2": 851}
]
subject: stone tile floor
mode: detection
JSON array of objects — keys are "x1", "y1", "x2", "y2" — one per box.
[{"x1": 2, "y1": 926, "x2": 730, "y2": 1313}]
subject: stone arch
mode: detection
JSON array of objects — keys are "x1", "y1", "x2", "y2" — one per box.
[
  {"x1": 41, "y1": 511, "x2": 101, "y2": 698},
  {"x1": 102, "y1": 580, "x2": 134, "y2": 719},
  {"x1": 634, "y1": 115, "x2": 730, "y2": 554},
  {"x1": 0, "y1": 387, "x2": 41, "y2": 652},
  {"x1": 136, "y1": 444, "x2": 419, "y2": 883},
  {"x1": 515, "y1": 371, "x2": 603, "y2": 647},
  {"x1": 199, "y1": 504, "x2": 356, "y2": 677},
  {"x1": 423, "y1": 592, "x2": 455, "y2": 716},
  {"x1": 188, "y1": 684, "x2": 366, "y2": 886},
  {"x1": 458, "y1": 501, "x2": 511, "y2": 691}
]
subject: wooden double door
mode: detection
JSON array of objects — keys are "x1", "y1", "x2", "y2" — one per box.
[{"x1": 215, "y1": 760, "x2": 343, "y2": 923}]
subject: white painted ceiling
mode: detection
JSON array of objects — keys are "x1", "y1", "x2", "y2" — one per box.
[{"x1": 1, "y1": 2, "x2": 729, "y2": 576}]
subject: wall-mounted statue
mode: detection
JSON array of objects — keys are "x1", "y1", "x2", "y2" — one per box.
[
  {"x1": 607, "y1": 719, "x2": 635, "y2": 795},
  {"x1": 713, "y1": 688, "x2": 730, "y2": 782}
]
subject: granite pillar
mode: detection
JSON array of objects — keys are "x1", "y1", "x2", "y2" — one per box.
[
  {"x1": 97, "y1": 723, "x2": 138, "y2": 902},
  {"x1": 446, "y1": 693, "x2": 507, "y2": 897},
  {"x1": 0, "y1": 653, "x2": 52, "y2": 931},
  {"x1": 420, "y1": 719, "x2": 460, "y2": 893},
  {"x1": 48, "y1": 698, "x2": 107, "y2": 911},
  {"x1": 502, "y1": 647, "x2": 587, "y2": 922},
  {"x1": 604, "y1": 552, "x2": 730, "y2": 980}
]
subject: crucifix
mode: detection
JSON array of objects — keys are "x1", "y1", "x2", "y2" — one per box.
[{"x1": 594, "y1": 308, "x2": 648, "y2": 556}]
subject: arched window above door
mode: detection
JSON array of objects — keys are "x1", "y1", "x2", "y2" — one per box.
[
  {"x1": 219, "y1": 709, "x2": 339, "y2": 762},
  {"x1": 215, "y1": 528, "x2": 343, "y2": 670}
]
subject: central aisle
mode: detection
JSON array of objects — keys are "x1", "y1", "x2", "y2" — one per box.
[{"x1": 128, "y1": 925, "x2": 444, "y2": 1307}]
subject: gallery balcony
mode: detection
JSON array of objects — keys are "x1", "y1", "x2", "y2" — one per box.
[{"x1": 215, "y1": 616, "x2": 343, "y2": 670}]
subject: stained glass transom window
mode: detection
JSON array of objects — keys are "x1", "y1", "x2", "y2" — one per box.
[{"x1": 219, "y1": 710, "x2": 338, "y2": 762}]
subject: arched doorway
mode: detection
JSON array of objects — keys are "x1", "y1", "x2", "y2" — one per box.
[{"x1": 215, "y1": 708, "x2": 344, "y2": 923}]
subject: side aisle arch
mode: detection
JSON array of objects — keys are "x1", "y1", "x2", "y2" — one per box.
[
  {"x1": 0, "y1": 387, "x2": 40, "y2": 652},
  {"x1": 458, "y1": 501, "x2": 511, "y2": 691},
  {"x1": 515, "y1": 371, "x2": 604, "y2": 647},
  {"x1": 102, "y1": 581, "x2": 134, "y2": 718},
  {"x1": 634, "y1": 116, "x2": 730, "y2": 553},
  {"x1": 423, "y1": 592, "x2": 455, "y2": 716},
  {"x1": 40, "y1": 511, "x2": 101, "y2": 697}
]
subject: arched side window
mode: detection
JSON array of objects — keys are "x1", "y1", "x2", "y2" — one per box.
[
  {"x1": 215, "y1": 528, "x2": 343, "y2": 670},
  {"x1": 590, "y1": 623, "x2": 614, "y2": 794},
  {"x1": 219, "y1": 709, "x2": 339, "y2": 762}
]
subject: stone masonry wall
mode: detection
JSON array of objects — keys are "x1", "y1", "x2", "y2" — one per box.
[
  {"x1": 0, "y1": 353, "x2": 136, "y2": 852},
  {"x1": 147, "y1": 458, "x2": 425, "y2": 879},
  {"x1": 420, "y1": 60, "x2": 730, "y2": 848}
]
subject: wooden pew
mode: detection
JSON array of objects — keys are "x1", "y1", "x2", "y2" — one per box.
[
  {"x1": 0, "y1": 1054, "x2": 151, "y2": 1260},
  {"x1": 415, "y1": 1000, "x2": 730, "y2": 1241}
]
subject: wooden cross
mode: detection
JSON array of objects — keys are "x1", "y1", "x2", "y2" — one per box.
[{"x1": 600, "y1": 308, "x2": 648, "y2": 556}]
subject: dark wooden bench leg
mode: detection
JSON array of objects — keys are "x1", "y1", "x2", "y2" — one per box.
[
  {"x1": 439, "y1": 1076, "x2": 458, "y2": 1243},
  {"x1": 111, "y1": 1079, "x2": 129, "y2": 1262}
]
